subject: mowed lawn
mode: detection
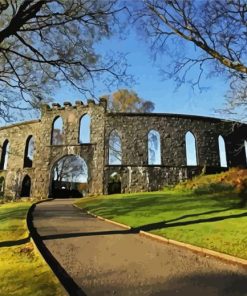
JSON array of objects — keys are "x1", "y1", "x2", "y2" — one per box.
[
  {"x1": 0, "y1": 202, "x2": 65, "y2": 296},
  {"x1": 75, "y1": 190, "x2": 247, "y2": 260}
]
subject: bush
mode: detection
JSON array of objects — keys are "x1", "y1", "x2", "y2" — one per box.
[
  {"x1": 193, "y1": 182, "x2": 235, "y2": 195},
  {"x1": 174, "y1": 168, "x2": 247, "y2": 196}
]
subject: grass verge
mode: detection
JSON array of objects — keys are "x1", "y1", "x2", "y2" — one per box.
[
  {"x1": 75, "y1": 188, "x2": 247, "y2": 260},
  {"x1": 0, "y1": 201, "x2": 65, "y2": 296}
]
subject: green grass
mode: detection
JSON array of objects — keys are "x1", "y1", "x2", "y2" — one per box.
[
  {"x1": 0, "y1": 201, "x2": 65, "y2": 296},
  {"x1": 75, "y1": 189, "x2": 247, "y2": 259}
]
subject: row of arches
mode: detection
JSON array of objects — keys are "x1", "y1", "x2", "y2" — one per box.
[
  {"x1": 108, "y1": 129, "x2": 246, "y2": 167},
  {"x1": 0, "y1": 136, "x2": 35, "y2": 170},
  {"x1": 51, "y1": 114, "x2": 91, "y2": 145}
]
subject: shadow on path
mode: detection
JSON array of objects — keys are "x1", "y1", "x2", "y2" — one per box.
[{"x1": 151, "y1": 272, "x2": 247, "y2": 296}]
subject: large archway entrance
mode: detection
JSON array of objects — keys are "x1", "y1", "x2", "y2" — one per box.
[{"x1": 51, "y1": 155, "x2": 88, "y2": 198}]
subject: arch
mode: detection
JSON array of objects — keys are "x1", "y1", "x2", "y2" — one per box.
[
  {"x1": 23, "y1": 136, "x2": 34, "y2": 168},
  {"x1": 20, "y1": 175, "x2": 31, "y2": 197},
  {"x1": 185, "y1": 131, "x2": 198, "y2": 166},
  {"x1": 79, "y1": 114, "x2": 91, "y2": 143},
  {"x1": 148, "y1": 130, "x2": 161, "y2": 165},
  {"x1": 108, "y1": 130, "x2": 122, "y2": 165},
  {"x1": 218, "y1": 135, "x2": 227, "y2": 167},
  {"x1": 0, "y1": 176, "x2": 5, "y2": 197},
  {"x1": 51, "y1": 116, "x2": 64, "y2": 145},
  {"x1": 108, "y1": 172, "x2": 121, "y2": 194},
  {"x1": 51, "y1": 155, "x2": 88, "y2": 198},
  {"x1": 0, "y1": 140, "x2": 9, "y2": 170},
  {"x1": 245, "y1": 140, "x2": 247, "y2": 166}
]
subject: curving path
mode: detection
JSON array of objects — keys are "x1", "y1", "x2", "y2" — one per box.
[{"x1": 32, "y1": 199, "x2": 247, "y2": 296}]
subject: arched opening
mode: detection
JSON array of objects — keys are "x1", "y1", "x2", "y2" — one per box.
[
  {"x1": 185, "y1": 131, "x2": 197, "y2": 166},
  {"x1": 51, "y1": 116, "x2": 64, "y2": 145},
  {"x1": 0, "y1": 140, "x2": 9, "y2": 170},
  {"x1": 20, "y1": 175, "x2": 31, "y2": 197},
  {"x1": 109, "y1": 130, "x2": 122, "y2": 165},
  {"x1": 0, "y1": 176, "x2": 5, "y2": 197},
  {"x1": 148, "y1": 130, "x2": 161, "y2": 165},
  {"x1": 51, "y1": 155, "x2": 88, "y2": 198},
  {"x1": 245, "y1": 140, "x2": 247, "y2": 166},
  {"x1": 218, "y1": 135, "x2": 227, "y2": 167},
  {"x1": 79, "y1": 114, "x2": 91, "y2": 143},
  {"x1": 23, "y1": 136, "x2": 34, "y2": 168},
  {"x1": 108, "y1": 172, "x2": 121, "y2": 194}
]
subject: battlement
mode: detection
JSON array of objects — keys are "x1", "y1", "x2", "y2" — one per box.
[
  {"x1": 0, "y1": 96, "x2": 246, "y2": 200},
  {"x1": 41, "y1": 97, "x2": 107, "y2": 113}
]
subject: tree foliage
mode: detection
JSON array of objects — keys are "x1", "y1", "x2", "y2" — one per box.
[
  {"x1": 133, "y1": 0, "x2": 247, "y2": 120},
  {"x1": 105, "y1": 89, "x2": 155, "y2": 113},
  {"x1": 0, "y1": 0, "x2": 127, "y2": 121}
]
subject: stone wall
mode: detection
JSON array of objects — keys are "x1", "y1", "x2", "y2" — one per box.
[
  {"x1": 0, "y1": 100, "x2": 246, "y2": 199},
  {"x1": 104, "y1": 113, "x2": 247, "y2": 193}
]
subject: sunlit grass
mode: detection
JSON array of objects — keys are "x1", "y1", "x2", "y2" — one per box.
[
  {"x1": 0, "y1": 202, "x2": 65, "y2": 296},
  {"x1": 75, "y1": 188, "x2": 247, "y2": 259}
]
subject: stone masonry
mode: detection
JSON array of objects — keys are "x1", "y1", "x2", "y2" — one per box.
[{"x1": 0, "y1": 98, "x2": 246, "y2": 199}]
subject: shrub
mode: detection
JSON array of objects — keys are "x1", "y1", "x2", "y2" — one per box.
[{"x1": 194, "y1": 182, "x2": 235, "y2": 195}]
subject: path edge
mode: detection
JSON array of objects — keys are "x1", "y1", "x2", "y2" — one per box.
[
  {"x1": 74, "y1": 204, "x2": 247, "y2": 268},
  {"x1": 26, "y1": 199, "x2": 69, "y2": 296}
]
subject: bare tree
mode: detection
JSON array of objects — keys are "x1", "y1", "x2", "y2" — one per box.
[
  {"x1": 132, "y1": 0, "x2": 247, "y2": 120},
  {"x1": 53, "y1": 155, "x2": 87, "y2": 185},
  {"x1": 0, "y1": 0, "x2": 128, "y2": 121}
]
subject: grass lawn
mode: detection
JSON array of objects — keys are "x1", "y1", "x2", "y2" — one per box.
[
  {"x1": 0, "y1": 201, "x2": 65, "y2": 296},
  {"x1": 75, "y1": 190, "x2": 247, "y2": 260}
]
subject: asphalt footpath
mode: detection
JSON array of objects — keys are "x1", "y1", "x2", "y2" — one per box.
[{"x1": 32, "y1": 199, "x2": 247, "y2": 296}]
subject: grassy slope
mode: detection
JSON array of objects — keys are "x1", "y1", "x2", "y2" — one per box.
[
  {"x1": 75, "y1": 189, "x2": 247, "y2": 259},
  {"x1": 0, "y1": 202, "x2": 65, "y2": 296}
]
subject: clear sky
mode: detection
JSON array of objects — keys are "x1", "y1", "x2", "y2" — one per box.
[{"x1": 54, "y1": 28, "x2": 228, "y2": 120}]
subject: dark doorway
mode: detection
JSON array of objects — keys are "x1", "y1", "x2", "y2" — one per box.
[
  {"x1": 0, "y1": 177, "x2": 4, "y2": 197},
  {"x1": 21, "y1": 175, "x2": 31, "y2": 197},
  {"x1": 108, "y1": 172, "x2": 121, "y2": 194}
]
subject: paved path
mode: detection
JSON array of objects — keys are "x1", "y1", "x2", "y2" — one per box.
[{"x1": 33, "y1": 199, "x2": 247, "y2": 296}]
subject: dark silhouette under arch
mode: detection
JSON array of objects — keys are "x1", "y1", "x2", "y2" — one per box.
[{"x1": 21, "y1": 175, "x2": 31, "y2": 197}]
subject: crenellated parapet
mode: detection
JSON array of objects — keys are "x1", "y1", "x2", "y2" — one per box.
[
  {"x1": 0, "y1": 96, "x2": 246, "y2": 200},
  {"x1": 40, "y1": 97, "x2": 107, "y2": 114}
]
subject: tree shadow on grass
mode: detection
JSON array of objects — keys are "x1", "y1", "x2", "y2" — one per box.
[
  {"x1": 0, "y1": 208, "x2": 28, "y2": 222},
  {"x1": 132, "y1": 210, "x2": 247, "y2": 233},
  {"x1": 83, "y1": 193, "x2": 241, "y2": 219},
  {"x1": 0, "y1": 235, "x2": 30, "y2": 248}
]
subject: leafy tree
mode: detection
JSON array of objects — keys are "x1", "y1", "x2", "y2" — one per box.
[
  {"x1": 133, "y1": 0, "x2": 247, "y2": 120},
  {"x1": 0, "y1": 0, "x2": 127, "y2": 121},
  {"x1": 105, "y1": 89, "x2": 155, "y2": 113}
]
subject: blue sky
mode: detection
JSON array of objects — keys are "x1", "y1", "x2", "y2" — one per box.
[{"x1": 54, "y1": 28, "x2": 228, "y2": 119}]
